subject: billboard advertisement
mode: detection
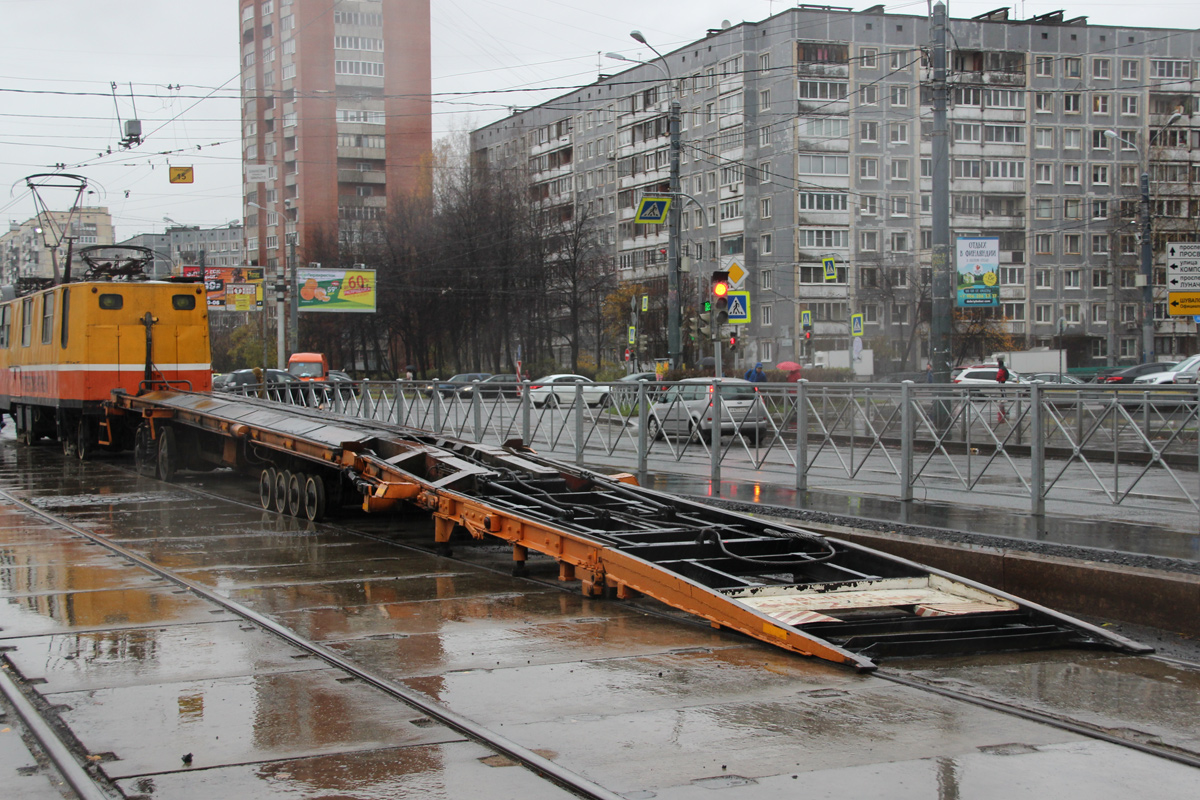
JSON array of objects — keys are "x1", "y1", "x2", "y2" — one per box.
[
  {"x1": 296, "y1": 268, "x2": 377, "y2": 313},
  {"x1": 182, "y1": 266, "x2": 265, "y2": 310},
  {"x1": 955, "y1": 237, "x2": 1000, "y2": 307}
]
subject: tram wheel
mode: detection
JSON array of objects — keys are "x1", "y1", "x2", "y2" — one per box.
[
  {"x1": 259, "y1": 468, "x2": 277, "y2": 510},
  {"x1": 286, "y1": 472, "x2": 304, "y2": 517},
  {"x1": 134, "y1": 424, "x2": 155, "y2": 476},
  {"x1": 156, "y1": 427, "x2": 178, "y2": 482},
  {"x1": 302, "y1": 474, "x2": 326, "y2": 521},
  {"x1": 274, "y1": 470, "x2": 291, "y2": 514},
  {"x1": 76, "y1": 417, "x2": 94, "y2": 461}
]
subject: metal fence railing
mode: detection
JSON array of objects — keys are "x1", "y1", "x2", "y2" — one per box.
[{"x1": 227, "y1": 379, "x2": 1200, "y2": 520}]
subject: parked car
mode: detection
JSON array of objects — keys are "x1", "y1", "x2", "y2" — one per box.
[
  {"x1": 1026, "y1": 373, "x2": 1085, "y2": 384},
  {"x1": 425, "y1": 372, "x2": 492, "y2": 397},
  {"x1": 647, "y1": 378, "x2": 768, "y2": 443},
  {"x1": 224, "y1": 368, "x2": 308, "y2": 403},
  {"x1": 528, "y1": 374, "x2": 609, "y2": 407},
  {"x1": 326, "y1": 370, "x2": 353, "y2": 382},
  {"x1": 1094, "y1": 362, "x2": 1178, "y2": 384},
  {"x1": 457, "y1": 374, "x2": 521, "y2": 398},
  {"x1": 1133, "y1": 354, "x2": 1200, "y2": 385},
  {"x1": 211, "y1": 373, "x2": 231, "y2": 391},
  {"x1": 951, "y1": 365, "x2": 1030, "y2": 385},
  {"x1": 613, "y1": 372, "x2": 662, "y2": 402}
]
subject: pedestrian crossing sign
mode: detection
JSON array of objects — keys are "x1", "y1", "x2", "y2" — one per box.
[
  {"x1": 727, "y1": 290, "x2": 750, "y2": 324},
  {"x1": 822, "y1": 256, "x2": 837, "y2": 281},
  {"x1": 635, "y1": 196, "x2": 671, "y2": 223},
  {"x1": 851, "y1": 313, "x2": 864, "y2": 336}
]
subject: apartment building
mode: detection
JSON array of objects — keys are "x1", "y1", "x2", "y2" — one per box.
[
  {"x1": 118, "y1": 222, "x2": 245, "y2": 277},
  {"x1": 238, "y1": 0, "x2": 431, "y2": 275},
  {"x1": 472, "y1": 7, "x2": 1200, "y2": 370},
  {"x1": 1, "y1": 208, "x2": 114, "y2": 285}
]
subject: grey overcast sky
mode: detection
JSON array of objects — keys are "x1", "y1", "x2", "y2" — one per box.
[{"x1": 0, "y1": 1, "x2": 1192, "y2": 240}]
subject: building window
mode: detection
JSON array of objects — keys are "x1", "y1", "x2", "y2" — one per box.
[
  {"x1": 1092, "y1": 94, "x2": 1110, "y2": 114},
  {"x1": 759, "y1": 233, "x2": 773, "y2": 254},
  {"x1": 860, "y1": 121, "x2": 878, "y2": 142},
  {"x1": 860, "y1": 195, "x2": 877, "y2": 216},
  {"x1": 1035, "y1": 56, "x2": 1053, "y2": 77},
  {"x1": 1121, "y1": 59, "x2": 1138, "y2": 80},
  {"x1": 859, "y1": 85, "x2": 878, "y2": 105},
  {"x1": 1064, "y1": 93, "x2": 1081, "y2": 113},
  {"x1": 760, "y1": 196, "x2": 772, "y2": 219},
  {"x1": 761, "y1": 305, "x2": 773, "y2": 326},
  {"x1": 1092, "y1": 165, "x2": 1109, "y2": 186},
  {"x1": 1035, "y1": 304, "x2": 1054, "y2": 323},
  {"x1": 860, "y1": 231, "x2": 878, "y2": 251},
  {"x1": 859, "y1": 157, "x2": 878, "y2": 179},
  {"x1": 1035, "y1": 127, "x2": 1053, "y2": 148},
  {"x1": 890, "y1": 232, "x2": 910, "y2": 251},
  {"x1": 1034, "y1": 92, "x2": 1052, "y2": 112},
  {"x1": 860, "y1": 48, "x2": 877, "y2": 68},
  {"x1": 334, "y1": 60, "x2": 385, "y2": 77},
  {"x1": 889, "y1": 122, "x2": 908, "y2": 144},
  {"x1": 1035, "y1": 234, "x2": 1053, "y2": 254},
  {"x1": 1064, "y1": 164, "x2": 1081, "y2": 184},
  {"x1": 761, "y1": 269, "x2": 773, "y2": 290},
  {"x1": 1065, "y1": 58, "x2": 1082, "y2": 78},
  {"x1": 889, "y1": 159, "x2": 909, "y2": 180},
  {"x1": 1120, "y1": 95, "x2": 1138, "y2": 115},
  {"x1": 1093, "y1": 58, "x2": 1110, "y2": 79}
]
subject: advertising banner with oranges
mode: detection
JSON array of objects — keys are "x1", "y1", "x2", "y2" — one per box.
[{"x1": 296, "y1": 268, "x2": 377, "y2": 313}]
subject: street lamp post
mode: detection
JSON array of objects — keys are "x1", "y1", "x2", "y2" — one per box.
[
  {"x1": 1106, "y1": 112, "x2": 1182, "y2": 364},
  {"x1": 613, "y1": 32, "x2": 682, "y2": 369}
]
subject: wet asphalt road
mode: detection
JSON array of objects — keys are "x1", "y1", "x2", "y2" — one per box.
[{"x1": 0, "y1": 434, "x2": 1199, "y2": 799}]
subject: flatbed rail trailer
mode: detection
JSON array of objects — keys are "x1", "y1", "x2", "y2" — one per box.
[{"x1": 105, "y1": 388, "x2": 1150, "y2": 671}]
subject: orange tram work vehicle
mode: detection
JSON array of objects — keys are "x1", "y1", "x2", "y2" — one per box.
[{"x1": 0, "y1": 246, "x2": 211, "y2": 455}]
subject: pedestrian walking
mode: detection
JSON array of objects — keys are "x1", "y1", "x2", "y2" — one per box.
[
  {"x1": 744, "y1": 363, "x2": 767, "y2": 382},
  {"x1": 925, "y1": 363, "x2": 934, "y2": 383}
]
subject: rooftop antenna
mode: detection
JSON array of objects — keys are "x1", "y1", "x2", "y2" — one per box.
[{"x1": 112, "y1": 81, "x2": 142, "y2": 149}]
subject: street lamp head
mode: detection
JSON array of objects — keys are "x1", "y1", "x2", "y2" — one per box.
[
  {"x1": 629, "y1": 30, "x2": 647, "y2": 45},
  {"x1": 1103, "y1": 129, "x2": 1118, "y2": 140},
  {"x1": 605, "y1": 51, "x2": 631, "y2": 62},
  {"x1": 1167, "y1": 110, "x2": 1184, "y2": 126}
]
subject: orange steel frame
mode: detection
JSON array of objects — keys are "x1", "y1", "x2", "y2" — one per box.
[{"x1": 108, "y1": 391, "x2": 871, "y2": 669}]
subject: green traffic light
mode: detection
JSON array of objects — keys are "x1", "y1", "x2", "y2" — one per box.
[{"x1": 703, "y1": 301, "x2": 712, "y2": 312}]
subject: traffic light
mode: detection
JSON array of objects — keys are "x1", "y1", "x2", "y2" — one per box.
[
  {"x1": 699, "y1": 310, "x2": 712, "y2": 339},
  {"x1": 803, "y1": 320, "x2": 812, "y2": 340},
  {"x1": 711, "y1": 271, "x2": 730, "y2": 324},
  {"x1": 729, "y1": 331, "x2": 738, "y2": 350},
  {"x1": 638, "y1": 334, "x2": 649, "y2": 352}
]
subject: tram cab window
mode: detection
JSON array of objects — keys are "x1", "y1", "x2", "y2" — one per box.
[
  {"x1": 20, "y1": 298, "x2": 33, "y2": 347},
  {"x1": 172, "y1": 294, "x2": 196, "y2": 310},
  {"x1": 98, "y1": 294, "x2": 124, "y2": 310},
  {"x1": 0, "y1": 306, "x2": 10, "y2": 348},
  {"x1": 41, "y1": 293, "x2": 55, "y2": 344}
]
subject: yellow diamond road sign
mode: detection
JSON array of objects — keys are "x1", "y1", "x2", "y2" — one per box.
[
  {"x1": 635, "y1": 196, "x2": 671, "y2": 224},
  {"x1": 727, "y1": 260, "x2": 746, "y2": 287}
]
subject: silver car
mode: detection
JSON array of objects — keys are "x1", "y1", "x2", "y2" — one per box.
[{"x1": 647, "y1": 378, "x2": 768, "y2": 443}]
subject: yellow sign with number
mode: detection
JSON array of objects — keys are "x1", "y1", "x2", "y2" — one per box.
[{"x1": 169, "y1": 166, "x2": 194, "y2": 184}]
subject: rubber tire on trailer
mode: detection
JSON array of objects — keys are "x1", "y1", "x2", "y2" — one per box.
[
  {"x1": 286, "y1": 472, "x2": 304, "y2": 517},
  {"x1": 302, "y1": 474, "x2": 326, "y2": 522},
  {"x1": 134, "y1": 424, "x2": 155, "y2": 476},
  {"x1": 156, "y1": 427, "x2": 178, "y2": 482},
  {"x1": 259, "y1": 468, "x2": 277, "y2": 510},
  {"x1": 76, "y1": 416, "x2": 94, "y2": 461},
  {"x1": 274, "y1": 470, "x2": 291, "y2": 514}
]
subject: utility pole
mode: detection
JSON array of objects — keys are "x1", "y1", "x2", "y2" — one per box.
[
  {"x1": 929, "y1": 2, "x2": 952, "y2": 381},
  {"x1": 287, "y1": 234, "x2": 299, "y2": 356},
  {"x1": 667, "y1": 94, "x2": 682, "y2": 369},
  {"x1": 1106, "y1": 236, "x2": 1117, "y2": 366},
  {"x1": 1140, "y1": 171, "x2": 1154, "y2": 362}
]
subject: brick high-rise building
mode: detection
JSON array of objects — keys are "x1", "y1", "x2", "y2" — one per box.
[{"x1": 239, "y1": 0, "x2": 431, "y2": 275}]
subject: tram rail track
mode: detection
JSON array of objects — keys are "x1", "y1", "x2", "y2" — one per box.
[
  {"x1": 52, "y1": 455, "x2": 1200, "y2": 778},
  {"x1": 0, "y1": 486, "x2": 625, "y2": 800}
]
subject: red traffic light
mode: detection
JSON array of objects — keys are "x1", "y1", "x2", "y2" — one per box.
[
  {"x1": 713, "y1": 281, "x2": 729, "y2": 298},
  {"x1": 805, "y1": 330, "x2": 812, "y2": 340}
]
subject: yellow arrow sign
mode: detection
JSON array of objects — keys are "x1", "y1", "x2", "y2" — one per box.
[{"x1": 1168, "y1": 292, "x2": 1200, "y2": 315}]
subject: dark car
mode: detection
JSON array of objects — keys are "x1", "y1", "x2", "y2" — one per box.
[
  {"x1": 225, "y1": 368, "x2": 307, "y2": 403},
  {"x1": 426, "y1": 372, "x2": 492, "y2": 397},
  {"x1": 1094, "y1": 362, "x2": 1178, "y2": 384},
  {"x1": 457, "y1": 373, "x2": 521, "y2": 398}
]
